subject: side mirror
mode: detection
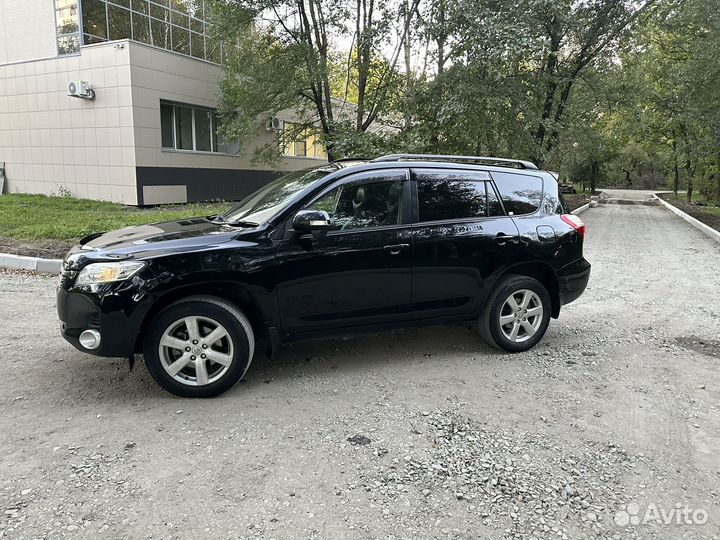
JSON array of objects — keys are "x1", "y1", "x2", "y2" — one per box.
[{"x1": 292, "y1": 209, "x2": 332, "y2": 234}]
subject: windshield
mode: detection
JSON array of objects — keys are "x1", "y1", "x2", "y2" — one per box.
[{"x1": 221, "y1": 165, "x2": 337, "y2": 224}]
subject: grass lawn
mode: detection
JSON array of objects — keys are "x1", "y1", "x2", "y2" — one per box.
[{"x1": 0, "y1": 194, "x2": 232, "y2": 241}]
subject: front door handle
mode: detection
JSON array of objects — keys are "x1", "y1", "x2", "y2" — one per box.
[
  {"x1": 383, "y1": 243, "x2": 410, "y2": 255},
  {"x1": 494, "y1": 234, "x2": 517, "y2": 245}
]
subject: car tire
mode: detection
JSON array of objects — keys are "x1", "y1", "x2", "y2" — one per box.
[
  {"x1": 479, "y1": 274, "x2": 551, "y2": 353},
  {"x1": 143, "y1": 296, "x2": 255, "y2": 398}
]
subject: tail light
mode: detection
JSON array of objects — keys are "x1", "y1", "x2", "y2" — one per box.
[{"x1": 560, "y1": 214, "x2": 586, "y2": 238}]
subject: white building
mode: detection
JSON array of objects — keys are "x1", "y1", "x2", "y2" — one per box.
[{"x1": 0, "y1": 0, "x2": 327, "y2": 205}]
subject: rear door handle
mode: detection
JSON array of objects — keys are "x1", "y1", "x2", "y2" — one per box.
[{"x1": 383, "y1": 243, "x2": 410, "y2": 255}]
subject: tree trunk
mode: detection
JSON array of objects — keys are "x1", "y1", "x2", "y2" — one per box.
[
  {"x1": 534, "y1": 23, "x2": 562, "y2": 166},
  {"x1": 682, "y1": 127, "x2": 693, "y2": 203},
  {"x1": 590, "y1": 161, "x2": 599, "y2": 194},
  {"x1": 716, "y1": 153, "x2": 720, "y2": 206},
  {"x1": 428, "y1": 0, "x2": 446, "y2": 152},
  {"x1": 671, "y1": 133, "x2": 679, "y2": 196},
  {"x1": 403, "y1": 0, "x2": 412, "y2": 129}
]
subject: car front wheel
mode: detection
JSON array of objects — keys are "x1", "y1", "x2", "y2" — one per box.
[
  {"x1": 143, "y1": 296, "x2": 255, "y2": 397},
  {"x1": 479, "y1": 275, "x2": 551, "y2": 352}
]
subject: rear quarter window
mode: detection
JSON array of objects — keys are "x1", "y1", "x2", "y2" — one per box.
[
  {"x1": 414, "y1": 169, "x2": 493, "y2": 222},
  {"x1": 492, "y1": 172, "x2": 543, "y2": 215}
]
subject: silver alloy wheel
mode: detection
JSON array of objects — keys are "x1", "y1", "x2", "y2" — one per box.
[
  {"x1": 158, "y1": 316, "x2": 234, "y2": 386},
  {"x1": 498, "y1": 289, "x2": 544, "y2": 343}
]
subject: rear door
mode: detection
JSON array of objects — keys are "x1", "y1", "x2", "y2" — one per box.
[
  {"x1": 410, "y1": 168, "x2": 520, "y2": 320},
  {"x1": 490, "y1": 171, "x2": 552, "y2": 256}
]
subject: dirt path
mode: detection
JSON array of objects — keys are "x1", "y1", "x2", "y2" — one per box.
[{"x1": 1, "y1": 203, "x2": 719, "y2": 539}]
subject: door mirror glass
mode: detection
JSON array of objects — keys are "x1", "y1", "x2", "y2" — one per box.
[{"x1": 292, "y1": 209, "x2": 332, "y2": 233}]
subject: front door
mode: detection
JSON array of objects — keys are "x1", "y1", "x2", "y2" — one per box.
[
  {"x1": 410, "y1": 167, "x2": 520, "y2": 320},
  {"x1": 275, "y1": 169, "x2": 413, "y2": 334}
]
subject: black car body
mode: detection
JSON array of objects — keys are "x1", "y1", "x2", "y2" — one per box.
[{"x1": 57, "y1": 154, "x2": 590, "y2": 397}]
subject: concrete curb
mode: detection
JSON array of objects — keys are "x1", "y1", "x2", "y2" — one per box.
[
  {"x1": 0, "y1": 253, "x2": 62, "y2": 274},
  {"x1": 653, "y1": 193, "x2": 720, "y2": 243},
  {"x1": 572, "y1": 203, "x2": 590, "y2": 215}
]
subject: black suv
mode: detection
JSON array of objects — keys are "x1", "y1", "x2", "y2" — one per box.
[{"x1": 57, "y1": 154, "x2": 590, "y2": 397}]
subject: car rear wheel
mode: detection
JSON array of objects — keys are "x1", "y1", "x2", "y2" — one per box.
[
  {"x1": 143, "y1": 296, "x2": 255, "y2": 397},
  {"x1": 479, "y1": 275, "x2": 551, "y2": 352}
]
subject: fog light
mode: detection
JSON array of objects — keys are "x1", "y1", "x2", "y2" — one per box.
[{"x1": 79, "y1": 329, "x2": 101, "y2": 350}]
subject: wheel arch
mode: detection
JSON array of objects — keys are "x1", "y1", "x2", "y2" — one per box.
[
  {"x1": 134, "y1": 282, "x2": 273, "y2": 357},
  {"x1": 491, "y1": 262, "x2": 561, "y2": 318}
]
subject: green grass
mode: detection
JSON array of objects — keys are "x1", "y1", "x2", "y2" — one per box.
[{"x1": 0, "y1": 194, "x2": 233, "y2": 241}]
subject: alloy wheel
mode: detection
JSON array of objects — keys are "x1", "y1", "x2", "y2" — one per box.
[
  {"x1": 158, "y1": 316, "x2": 234, "y2": 386},
  {"x1": 498, "y1": 289, "x2": 544, "y2": 343}
]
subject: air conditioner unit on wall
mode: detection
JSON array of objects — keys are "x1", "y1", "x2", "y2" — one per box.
[
  {"x1": 68, "y1": 81, "x2": 96, "y2": 100},
  {"x1": 266, "y1": 117, "x2": 282, "y2": 131}
]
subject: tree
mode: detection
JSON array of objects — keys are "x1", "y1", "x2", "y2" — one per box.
[{"x1": 207, "y1": 0, "x2": 418, "y2": 161}]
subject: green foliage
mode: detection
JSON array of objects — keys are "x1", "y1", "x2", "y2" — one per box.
[
  {"x1": 0, "y1": 194, "x2": 230, "y2": 241},
  {"x1": 205, "y1": 0, "x2": 719, "y2": 205}
]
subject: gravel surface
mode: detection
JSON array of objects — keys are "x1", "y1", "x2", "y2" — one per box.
[{"x1": 1, "y1": 200, "x2": 719, "y2": 539}]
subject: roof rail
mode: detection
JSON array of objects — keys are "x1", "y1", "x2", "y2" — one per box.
[{"x1": 371, "y1": 153, "x2": 539, "y2": 170}]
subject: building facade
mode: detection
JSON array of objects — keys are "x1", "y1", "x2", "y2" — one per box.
[{"x1": 0, "y1": 0, "x2": 327, "y2": 205}]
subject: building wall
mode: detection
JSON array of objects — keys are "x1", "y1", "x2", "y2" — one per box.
[
  {"x1": 0, "y1": 38, "x2": 326, "y2": 206},
  {"x1": 0, "y1": 41, "x2": 139, "y2": 204},
  {"x1": 127, "y1": 41, "x2": 325, "y2": 205},
  {"x1": 0, "y1": 1, "x2": 57, "y2": 64}
]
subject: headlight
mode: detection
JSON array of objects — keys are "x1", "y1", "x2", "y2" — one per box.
[{"x1": 75, "y1": 261, "x2": 146, "y2": 286}]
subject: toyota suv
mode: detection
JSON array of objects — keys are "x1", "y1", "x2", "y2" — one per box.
[{"x1": 57, "y1": 154, "x2": 591, "y2": 397}]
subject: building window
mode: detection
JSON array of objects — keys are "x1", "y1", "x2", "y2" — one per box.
[
  {"x1": 55, "y1": 0, "x2": 81, "y2": 54},
  {"x1": 160, "y1": 101, "x2": 239, "y2": 154},
  {"x1": 283, "y1": 122, "x2": 328, "y2": 159},
  {"x1": 75, "y1": 0, "x2": 225, "y2": 64}
]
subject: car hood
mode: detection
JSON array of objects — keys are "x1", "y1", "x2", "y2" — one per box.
[{"x1": 64, "y1": 218, "x2": 254, "y2": 267}]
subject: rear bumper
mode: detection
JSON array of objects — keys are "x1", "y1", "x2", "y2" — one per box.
[{"x1": 557, "y1": 258, "x2": 591, "y2": 306}]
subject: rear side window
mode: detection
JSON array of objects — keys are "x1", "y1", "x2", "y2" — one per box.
[
  {"x1": 492, "y1": 172, "x2": 543, "y2": 215},
  {"x1": 415, "y1": 170, "x2": 498, "y2": 222}
]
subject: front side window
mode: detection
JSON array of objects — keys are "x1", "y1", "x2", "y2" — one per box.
[
  {"x1": 160, "y1": 101, "x2": 238, "y2": 154},
  {"x1": 415, "y1": 169, "x2": 494, "y2": 222},
  {"x1": 492, "y1": 172, "x2": 544, "y2": 215},
  {"x1": 307, "y1": 172, "x2": 405, "y2": 232}
]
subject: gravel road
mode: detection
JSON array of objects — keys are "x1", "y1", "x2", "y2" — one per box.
[{"x1": 1, "y1": 200, "x2": 719, "y2": 540}]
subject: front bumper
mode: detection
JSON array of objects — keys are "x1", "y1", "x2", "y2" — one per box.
[
  {"x1": 57, "y1": 280, "x2": 151, "y2": 358},
  {"x1": 557, "y1": 258, "x2": 591, "y2": 306}
]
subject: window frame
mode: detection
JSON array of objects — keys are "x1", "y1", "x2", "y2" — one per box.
[
  {"x1": 160, "y1": 100, "x2": 236, "y2": 155},
  {"x1": 411, "y1": 167, "x2": 509, "y2": 225},
  {"x1": 282, "y1": 121, "x2": 328, "y2": 160},
  {"x1": 75, "y1": 0, "x2": 225, "y2": 64},
  {"x1": 294, "y1": 168, "x2": 412, "y2": 236}
]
